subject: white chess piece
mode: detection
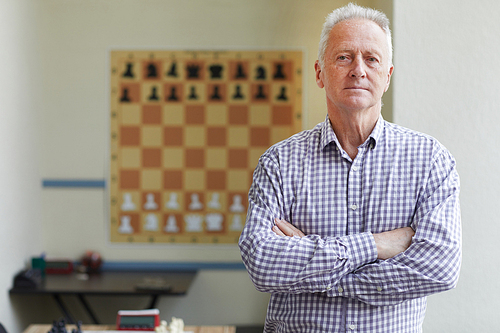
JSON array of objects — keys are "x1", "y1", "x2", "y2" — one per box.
[
  {"x1": 229, "y1": 194, "x2": 245, "y2": 213},
  {"x1": 165, "y1": 192, "x2": 180, "y2": 210},
  {"x1": 185, "y1": 214, "x2": 203, "y2": 232},
  {"x1": 144, "y1": 193, "x2": 158, "y2": 210},
  {"x1": 121, "y1": 193, "x2": 136, "y2": 211},
  {"x1": 144, "y1": 213, "x2": 158, "y2": 231},
  {"x1": 207, "y1": 192, "x2": 221, "y2": 209},
  {"x1": 230, "y1": 214, "x2": 244, "y2": 231},
  {"x1": 164, "y1": 215, "x2": 179, "y2": 233},
  {"x1": 206, "y1": 213, "x2": 223, "y2": 231},
  {"x1": 118, "y1": 215, "x2": 134, "y2": 234},
  {"x1": 188, "y1": 193, "x2": 203, "y2": 210}
]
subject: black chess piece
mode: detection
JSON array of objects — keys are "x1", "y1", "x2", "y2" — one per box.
[
  {"x1": 235, "y1": 64, "x2": 246, "y2": 79},
  {"x1": 167, "y1": 62, "x2": 178, "y2": 77},
  {"x1": 167, "y1": 86, "x2": 179, "y2": 101},
  {"x1": 276, "y1": 86, "x2": 288, "y2": 101},
  {"x1": 188, "y1": 86, "x2": 198, "y2": 100},
  {"x1": 232, "y1": 85, "x2": 244, "y2": 100},
  {"x1": 120, "y1": 88, "x2": 131, "y2": 102},
  {"x1": 148, "y1": 86, "x2": 159, "y2": 101},
  {"x1": 255, "y1": 66, "x2": 266, "y2": 80},
  {"x1": 147, "y1": 63, "x2": 158, "y2": 78},
  {"x1": 71, "y1": 321, "x2": 83, "y2": 333},
  {"x1": 254, "y1": 85, "x2": 267, "y2": 100},
  {"x1": 122, "y1": 63, "x2": 134, "y2": 78},
  {"x1": 187, "y1": 64, "x2": 201, "y2": 78},
  {"x1": 210, "y1": 85, "x2": 222, "y2": 100},
  {"x1": 209, "y1": 64, "x2": 224, "y2": 79},
  {"x1": 273, "y1": 63, "x2": 286, "y2": 79}
]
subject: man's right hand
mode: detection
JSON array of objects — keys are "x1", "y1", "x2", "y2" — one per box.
[{"x1": 372, "y1": 227, "x2": 415, "y2": 260}]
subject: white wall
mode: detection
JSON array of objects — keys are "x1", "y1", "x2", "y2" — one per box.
[
  {"x1": 393, "y1": 0, "x2": 499, "y2": 331},
  {"x1": 0, "y1": 0, "x2": 43, "y2": 331}
]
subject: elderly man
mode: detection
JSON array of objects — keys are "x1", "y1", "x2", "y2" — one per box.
[{"x1": 239, "y1": 3, "x2": 461, "y2": 332}]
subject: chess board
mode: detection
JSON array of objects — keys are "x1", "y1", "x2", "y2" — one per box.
[{"x1": 109, "y1": 50, "x2": 302, "y2": 244}]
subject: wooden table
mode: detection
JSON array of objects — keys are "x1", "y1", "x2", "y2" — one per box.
[{"x1": 23, "y1": 324, "x2": 236, "y2": 333}]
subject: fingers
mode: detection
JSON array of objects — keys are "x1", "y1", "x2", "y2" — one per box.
[{"x1": 272, "y1": 219, "x2": 305, "y2": 238}]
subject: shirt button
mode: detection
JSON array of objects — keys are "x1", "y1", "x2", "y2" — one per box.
[
  {"x1": 349, "y1": 324, "x2": 356, "y2": 330},
  {"x1": 350, "y1": 204, "x2": 357, "y2": 211},
  {"x1": 338, "y1": 286, "x2": 343, "y2": 293},
  {"x1": 377, "y1": 286, "x2": 383, "y2": 292},
  {"x1": 352, "y1": 166, "x2": 358, "y2": 171}
]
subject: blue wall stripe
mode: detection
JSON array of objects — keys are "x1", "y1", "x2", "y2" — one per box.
[
  {"x1": 100, "y1": 261, "x2": 246, "y2": 271},
  {"x1": 42, "y1": 179, "x2": 106, "y2": 188}
]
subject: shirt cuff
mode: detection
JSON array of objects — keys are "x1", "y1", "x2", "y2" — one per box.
[{"x1": 342, "y1": 232, "x2": 378, "y2": 272}]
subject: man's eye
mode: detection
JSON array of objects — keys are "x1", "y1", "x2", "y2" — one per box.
[{"x1": 338, "y1": 56, "x2": 347, "y2": 60}]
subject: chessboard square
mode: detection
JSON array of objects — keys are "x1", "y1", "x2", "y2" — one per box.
[
  {"x1": 249, "y1": 148, "x2": 266, "y2": 170},
  {"x1": 185, "y1": 192, "x2": 205, "y2": 211},
  {"x1": 185, "y1": 148, "x2": 205, "y2": 168},
  {"x1": 119, "y1": 191, "x2": 140, "y2": 211},
  {"x1": 164, "y1": 191, "x2": 183, "y2": 211},
  {"x1": 271, "y1": 126, "x2": 293, "y2": 145},
  {"x1": 207, "y1": 127, "x2": 226, "y2": 146},
  {"x1": 185, "y1": 61, "x2": 206, "y2": 80},
  {"x1": 207, "y1": 83, "x2": 227, "y2": 103},
  {"x1": 118, "y1": 213, "x2": 140, "y2": 234},
  {"x1": 184, "y1": 126, "x2": 206, "y2": 147},
  {"x1": 185, "y1": 170, "x2": 205, "y2": 191},
  {"x1": 164, "y1": 83, "x2": 184, "y2": 103},
  {"x1": 272, "y1": 105, "x2": 293, "y2": 126},
  {"x1": 121, "y1": 104, "x2": 141, "y2": 125},
  {"x1": 164, "y1": 170, "x2": 183, "y2": 190},
  {"x1": 121, "y1": 127, "x2": 140, "y2": 146},
  {"x1": 272, "y1": 83, "x2": 292, "y2": 103},
  {"x1": 229, "y1": 105, "x2": 248, "y2": 125},
  {"x1": 142, "y1": 83, "x2": 162, "y2": 103},
  {"x1": 142, "y1": 105, "x2": 162, "y2": 124},
  {"x1": 227, "y1": 170, "x2": 250, "y2": 191},
  {"x1": 163, "y1": 148, "x2": 184, "y2": 168},
  {"x1": 229, "y1": 61, "x2": 249, "y2": 80},
  {"x1": 272, "y1": 61, "x2": 293, "y2": 81},
  {"x1": 206, "y1": 148, "x2": 227, "y2": 169},
  {"x1": 120, "y1": 170, "x2": 140, "y2": 189},
  {"x1": 185, "y1": 105, "x2": 205, "y2": 124},
  {"x1": 141, "y1": 126, "x2": 162, "y2": 146},
  {"x1": 228, "y1": 83, "x2": 249, "y2": 103},
  {"x1": 163, "y1": 105, "x2": 184, "y2": 125},
  {"x1": 185, "y1": 83, "x2": 206, "y2": 104},
  {"x1": 250, "y1": 127, "x2": 270, "y2": 147},
  {"x1": 121, "y1": 148, "x2": 141, "y2": 168},
  {"x1": 119, "y1": 60, "x2": 140, "y2": 80},
  {"x1": 229, "y1": 149, "x2": 248, "y2": 168},
  {"x1": 142, "y1": 148, "x2": 162, "y2": 167},
  {"x1": 142, "y1": 191, "x2": 161, "y2": 211},
  {"x1": 142, "y1": 60, "x2": 162, "y2": 80},
  {"x1": 250, "y1": 83, "x2": 270, "y2": 103},
  {"x1": 164, "y1": 127, "x2": 184, "y2": 146},
  {"x1": 249, "y1": 62, "x2": 271, "y2": 81},
  {"x1": 141, "y1": 169, "x2": 162, "y2": 190},
  {"x1": 164, "y1": 60, "x2": 184, "y2": 80},
  {"x1": 249, "y1": 105, "x2": 271, "y2": 126},
  {"x1": 207, "y1": 191, "x2": 227, "y2": 211},
  {"x1": 228, "y1": 127, "x2": 249, "y2": 147},
  {"x1": 163, "y1": 213, "x2": 184, "y2": 234},
  {"x1": 207, "y1": 61, "x2": 227, "y2": 80},
  {"x1": 206, "y1": 105, "x2": 228, "y2": 126},
  {"x1": 119, "y1": 83, "x2": 141, "y2": 103},
  {"x1": 207, "y1": 170, "x2": 226, "y2": 190}
]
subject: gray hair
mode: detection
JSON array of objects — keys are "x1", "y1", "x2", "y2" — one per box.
[{"x1": 317, "y1": 3, "x2": 393, "y2": 69}]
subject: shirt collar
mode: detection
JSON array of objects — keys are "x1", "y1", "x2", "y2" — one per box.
[{"x1": 320, "y1": 114, "x2": 385, "y2": 151}]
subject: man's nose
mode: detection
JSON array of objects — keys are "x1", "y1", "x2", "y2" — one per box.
[{"x1": 350, "y1": 57, "x2": 366, "y2": 78}]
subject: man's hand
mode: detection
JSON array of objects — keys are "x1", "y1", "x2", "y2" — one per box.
[
  {"x1": 373, "y1": 227, "x2": 415, "y2": 260},
  {"x1": 272, "y1": 219, "x2": 305, "y2": 238}
]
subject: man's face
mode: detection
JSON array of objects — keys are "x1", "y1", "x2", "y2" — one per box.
[{"x1": 315, "y1": 19, "x2": 394, "y2": 115}]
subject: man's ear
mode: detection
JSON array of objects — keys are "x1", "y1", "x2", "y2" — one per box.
[
  {"x1": 315, "y1": 60, "x2": 324, "y2": 88},
  {"x1": 385, "y1": 65, "x2": 394, "y2": 92}
]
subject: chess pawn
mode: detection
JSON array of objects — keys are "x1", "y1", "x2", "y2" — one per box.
[
  {"x1": 166, "y1": 193, "x2": 180, "y2": 210},
  {"x1": 229, "y1": 194, "x2": 245, "y2": 213},
  {"x1": 144, "y1": 193, "x2": 158, "y2": 210},
  {"x1": 165, "y1": 215, "x2": 179, "y2": 233},
  {"x1": 207, "y1": 192, "x2": 221, "y2": 209},
  {"x1": 118, "y1": 216, "x2": 134, "y2": 234},
  {"x1": 121, "y1": 193, "x2": 136, "y2": 211},
  {"x1": 230, "y1": 214, "x2": 244, "y2": 231},
  {"x1": 188, "y1": 193, "x2": 203, "y2": 210},
  {"x1": 144, "y1": 213, "x2": 158, "y2": 231}
]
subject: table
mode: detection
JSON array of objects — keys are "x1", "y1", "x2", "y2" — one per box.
[
  {"x1": 10, "y1": 270, "x2": 197, "y2": 325},
  {"x1": 23, "y1": 324, "x2": 236, "y2": 333}
]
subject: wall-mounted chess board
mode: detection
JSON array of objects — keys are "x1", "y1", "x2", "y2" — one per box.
[{"x1": 109, "y1": 50, "x2": 303, "y2": 244}]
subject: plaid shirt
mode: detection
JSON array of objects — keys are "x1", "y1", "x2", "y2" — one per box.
[{"x1": 239, "y1": 116, "x2": 461, "y2": 333}]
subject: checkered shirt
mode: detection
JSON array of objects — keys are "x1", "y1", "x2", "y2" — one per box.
[{"x1": 239, "y1": 116, "x2": 462, "y2": 333}]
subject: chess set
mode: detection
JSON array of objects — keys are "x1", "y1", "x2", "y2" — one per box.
[{"x1": 109, "y1": 49, "x2": 303, "y2": 244}]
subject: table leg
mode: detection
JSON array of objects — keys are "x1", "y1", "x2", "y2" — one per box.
[
  {"x1": 52, "y1": 294, "x2": 75, "y2": 324},
  {"x1": 77, "y1": 294, "x2": 100, "y2": 325},
  {"x1": 147, "y1": 294, "x2": 159, "y2": 309}
]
